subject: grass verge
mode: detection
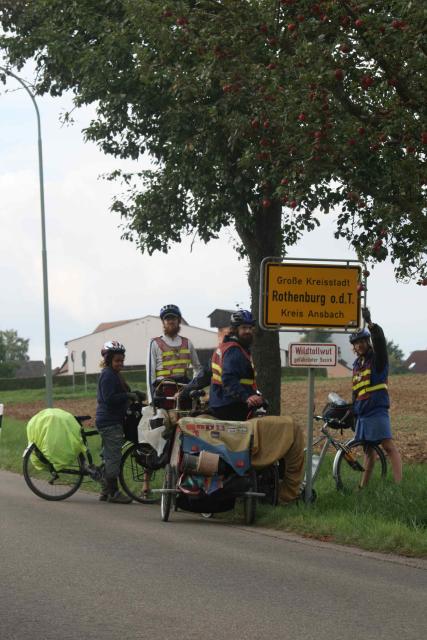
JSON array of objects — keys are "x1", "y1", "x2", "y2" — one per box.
[
  {"x1": 250, "y1": 458, "x2": 427, "y2": 557},
  {"x1": 2, "y1": 417, "x2": 426, "y2": 556}
]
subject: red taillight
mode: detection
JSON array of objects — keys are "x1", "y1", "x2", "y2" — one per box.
[
  {"x1": 236, "y1": 460, "x2": 245, "y2": 468},
  {"x1": 191, "y1": 445, "x2": 199, "y2": 452}
]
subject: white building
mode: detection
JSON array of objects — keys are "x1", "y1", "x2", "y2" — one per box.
[{"x1": 65, "y1": 316, "x2": 218, "y2": 375}]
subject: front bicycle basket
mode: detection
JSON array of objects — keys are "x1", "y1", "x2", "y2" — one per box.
[{"x1": 322, "y1": 402, "x2": 354, "y2": 430}]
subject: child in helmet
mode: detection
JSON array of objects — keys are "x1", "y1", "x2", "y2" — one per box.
[
  {"x1": 350, "y1": 309, "x2": 402, "y2": 485},
  {"x1": 96, "y1": 340, "x2": 144, "y2": 503}
]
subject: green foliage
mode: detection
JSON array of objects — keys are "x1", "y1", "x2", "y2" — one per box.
[
  {"x1": 0, "y1": 329, "x2": 30, "y2": 377},
  {"x1": 1, "y1": 0, "x2": 425, "y2": 279},
  {"x1": 386, "y1": 339, "x2": 407, "y2": 374},
  {"x1": 300, "y1": 329, "x2": 333, "y2": 343}
]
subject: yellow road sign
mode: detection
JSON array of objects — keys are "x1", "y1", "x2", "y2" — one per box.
[{"x1": 262, "y1": 261, "x2": 362, "y2": 329}]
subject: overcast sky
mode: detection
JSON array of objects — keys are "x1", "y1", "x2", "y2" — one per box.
[{"x1": 1, "y1": 69, "x2": 426, "y2": 368}]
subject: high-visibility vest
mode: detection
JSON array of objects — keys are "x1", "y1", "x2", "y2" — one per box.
[
  {"x1": 154, "y1": 336, "x2": 192, "y2": 380},
  {"x1": 352, "y1": 354, "x2": 388, "y2": 401},
  {"x1": 211, "y1": 341, "x2": 257, "y2": 391}
]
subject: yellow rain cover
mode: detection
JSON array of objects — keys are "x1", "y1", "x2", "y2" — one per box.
[{"x1": 27, "y1": 408, "x2": 87, "y2": 471}]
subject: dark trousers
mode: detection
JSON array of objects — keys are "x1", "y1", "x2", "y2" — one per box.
[
  {"x1": 211, "y1": 403, "x2": 249, "y2": 422},
  {"x1": 97, "y1": 423, "x2": 125, "y2": 479}
]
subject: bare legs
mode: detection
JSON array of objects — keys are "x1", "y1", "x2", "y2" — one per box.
[{"x1": 360, "y1": 439, "x2": 402, "y2": 487}]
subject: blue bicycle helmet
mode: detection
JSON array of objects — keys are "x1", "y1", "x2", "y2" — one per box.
[
  {"x1": 230, "y1": 309, "x2": 255, "y2": 327},
  {"x1": 160, "y1": 304, "x2": 182, "y2": 320},
  {"x1": 349, "y1": 328, "x2": 371, "y2": 344}
]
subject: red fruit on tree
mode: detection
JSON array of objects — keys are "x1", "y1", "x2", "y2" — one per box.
[
  {"x1": 363, "y1": 270, "x2": 370, "y2": 278},
  {"x1": 288, "y1": 23, "x2": 297, "y2": 32},
  {"x1": 222, "y1": 84, "x2": 233, "y2": 93},
  {"x1": 290, "y1": 199, "x2": 297, "y2": 209},
  {"x1": 162, "y1": 9, "x2": 173, "y2": 18},
  {"x1": 251, "y1": 119, "x2": 260, "y2": 129},
  {"x1": 297, "y1": 15, "x2": 305, "y2": 22},
  {"x1": 340, "y1": 44, "x2": 350, "y2": 53},
  {"x1": 355, "y1": 18, "x2": 364, "y2": 28},
  {"x1": 260, "y1": 137, "x2": 270, "y2": 147},
  {"x1": 298, "y1": 112, "x2": 306, "y2": 122},
  {"x1": 266, "y1": 63, "x2": 277, "y2": 70},
  {"x1": 280, "y1": 178, "x2": 289, "y2": 185},
  {"x1": 334, "y1": 68, "x2": 344, "y2": 81},
  {"x1": 421, "y1": 132, "x2": 427, "y2": 145},
  {"x1": 263, "y1": 119, "x2": 270, "y2": 129},
  {"x1": 358, "y1": 127, "x2": 366, "y2": 136},
  {"x1": 176, "y1": 16, "x2": 189, "y2": 26},
  {"x1": 392, "y1": 19, "x2": 406, "y2": 29},
  {"x1": 262, "y1": 198, "x2": 272, "y2": 208},
  {"x1": 361, "y1": 74, "x2": 374, "y2": 89}
]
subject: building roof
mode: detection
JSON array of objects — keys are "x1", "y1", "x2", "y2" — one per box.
[
  {"x1": 14, "y1": 360, "x2": 46, "y2": 378},
  {"x1": 404, "y1": 350, "x2": 427, "y2": 373},
  {"x1": 92, "y1": 319, "x2": 139, "y2": 334},
  {"x1": 65, "y1": 314, "x2": 200, "y2": 345},
  {"x1": 208, "y1": 309, "x2": 235, "y2": 329}
]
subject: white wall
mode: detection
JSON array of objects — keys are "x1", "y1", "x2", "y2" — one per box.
[{"x1": 66, "y1": 316, "x2": 218, "y2": 374}]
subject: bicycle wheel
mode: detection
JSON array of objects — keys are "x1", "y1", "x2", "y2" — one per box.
[
  {"x1": 119, "y1": 444, "x2": 159, "y2": 504},
  {"x1": 23, "y1": 444, "x2": 84, "y2": 501},
  {"x1": 243, "y1": 469, "x2": 257, "y2": 525},
  {"x1": 257, "y1": 463, "x2": 279, "y2": 506},
  {"x1": 161, "y1": 464, "x2": 176, "y2": 522},
  {"x1": 334, "y1": 440, "x2": 387, "y2": 492}
]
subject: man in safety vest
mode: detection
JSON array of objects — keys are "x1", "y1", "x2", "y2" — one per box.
[
  {"x1": 147, "y1": 304, "x2": 201, "y2": 402},
  {"x1": 350, "y1": 307, "x2": 402, "y2": 485},
  {"x1": 209, "y1": 309, "x2": 265, "y2": 421}
]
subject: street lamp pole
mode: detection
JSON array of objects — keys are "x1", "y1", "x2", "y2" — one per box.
[{"x1": 1, "y1": 66, "x2": 53, "y2": 407}]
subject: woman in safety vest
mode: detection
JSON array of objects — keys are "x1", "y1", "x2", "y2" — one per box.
[{"x1": 350, "y1": 308, "x2": 402, "y2": 485}]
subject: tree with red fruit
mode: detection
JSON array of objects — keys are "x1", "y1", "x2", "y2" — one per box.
[{"x1": 1, "y1": 0, "x2": 425, "y2": 412}]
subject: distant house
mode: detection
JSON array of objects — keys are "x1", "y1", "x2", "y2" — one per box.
[
  {"x1": 404, "y1": 350, "x2": 427, "y2": 374},
  {"x1": 15, "y1": 360, "x2": 45, "y2": 378},
  {"x1": 325, "y1": 359, "x2": 352, "y2": 379},
  {"x1": 64, "y1": 315, "x2": 218, "y2": 375}
]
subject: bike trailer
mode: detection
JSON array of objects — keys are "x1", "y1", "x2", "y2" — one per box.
[
  {"x1": 171, "y1": 417, "x2": 255, "y2": 513},
  {"x1": 26, "y1": 408, "x2": 87, "y2": 471}
]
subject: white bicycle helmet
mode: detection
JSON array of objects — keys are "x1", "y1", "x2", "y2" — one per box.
[{"x1": 101, "y1": 340, "x2": 126, "y2": 356}]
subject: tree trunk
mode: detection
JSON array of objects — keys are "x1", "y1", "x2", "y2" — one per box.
[{"x1": 236, "y1": 202, "x2": 283, "y2": 415}]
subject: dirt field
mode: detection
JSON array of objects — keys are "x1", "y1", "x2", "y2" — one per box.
[
  {"x1": 281, "y1": 373, "x2": 427, "y2": 464},
  {"x1": 4, "y1": 373, "x2": 426, "y2": 463}
]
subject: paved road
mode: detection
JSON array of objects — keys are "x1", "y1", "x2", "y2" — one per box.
[{"x1": 1, "y1": 470, "x2": 426, "y2": 640}]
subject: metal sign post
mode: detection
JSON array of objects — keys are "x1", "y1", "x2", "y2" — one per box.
[
  {"x1": 305, "y1": 368, "x2": 315, "y2": 504},
  {"x1": 289, "y1": 343, "x2": 337, "y2": 504},
  {"x1": 82, "y1": 351, "x2": 87, "y2": 392},
  {"x1": 71, "y1": 351, "x2": 75, "y2": 393}
]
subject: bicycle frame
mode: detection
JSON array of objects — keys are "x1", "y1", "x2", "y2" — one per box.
[{"x1": 308, "y1": 418, "x2": 355, "y2": 485}]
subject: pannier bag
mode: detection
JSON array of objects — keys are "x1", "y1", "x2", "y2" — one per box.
[
  {"x1": 322, "y1": 402, "x2": 354, "y2": 430},
  {"x1": 27, "y1": 408, "x2": 87, "y2": 471}
]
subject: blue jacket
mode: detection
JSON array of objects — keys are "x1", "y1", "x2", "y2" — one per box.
[
  {"x1": 96, "y1": 367, "x2": 130, "y2": 428},
  {"x1": 209, "y1": 337, "x2": 256, "y2": 409}
]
